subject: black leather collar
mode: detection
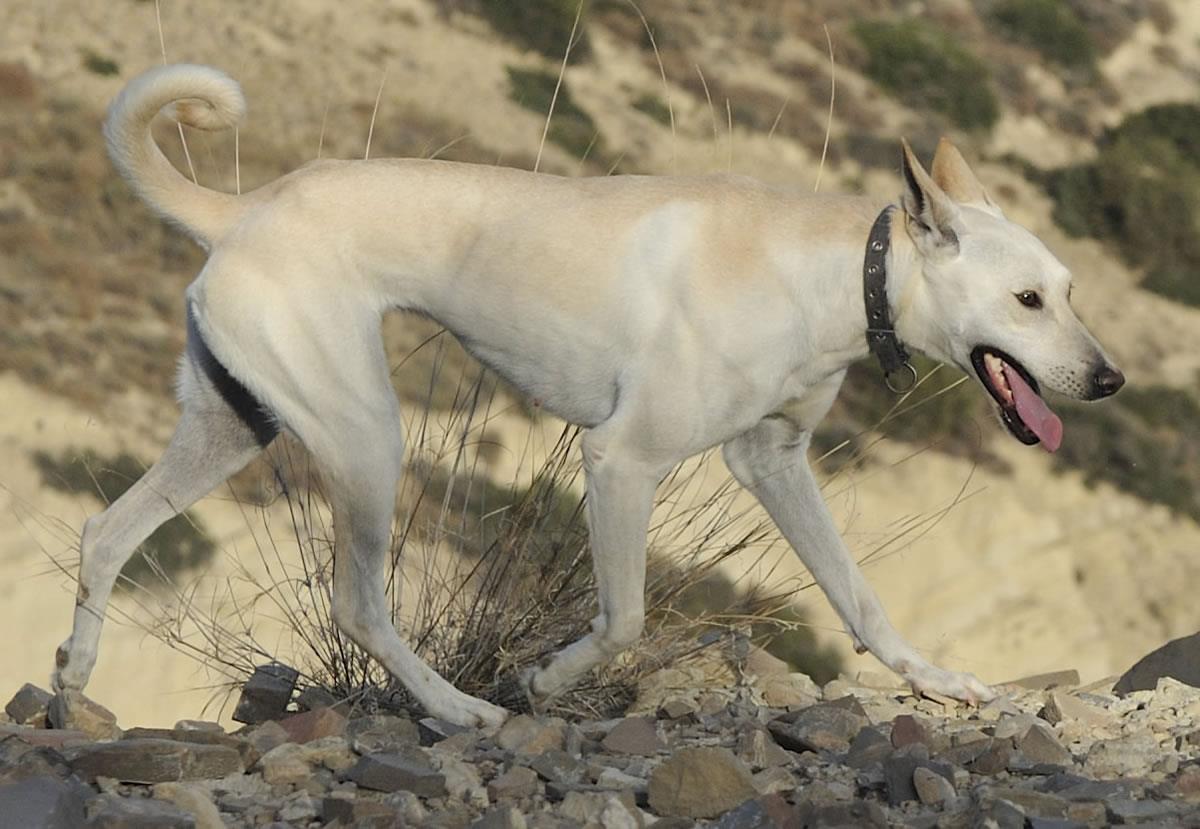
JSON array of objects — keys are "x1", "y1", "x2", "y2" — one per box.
[{"x1": 863, "y1": 205, "x2": 915, "y2": 393}]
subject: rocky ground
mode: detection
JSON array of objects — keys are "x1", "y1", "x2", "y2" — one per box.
[{"x1": 2, "y1": 641, "x2": 1200, "y2": 829}]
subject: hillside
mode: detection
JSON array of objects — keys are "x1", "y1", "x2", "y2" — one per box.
[{"x1": 1, "y1": 0, "x2": 1200, "y2": 729}]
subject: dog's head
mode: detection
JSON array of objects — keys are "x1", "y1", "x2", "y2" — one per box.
[{"x1": 893, "y1": 138, "x2": 1124, "y2": 452}]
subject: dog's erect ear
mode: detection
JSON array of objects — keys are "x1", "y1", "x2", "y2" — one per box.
[
  {"x1": 900, "y1": 139, "x2": 960, "y2": 255},
  {"x1": 931, "y1": 137, "x2": 1003, "y2": 217}
]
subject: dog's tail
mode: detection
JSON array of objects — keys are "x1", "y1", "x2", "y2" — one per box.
[{"x1": 104, "y1": 64, "x2": 246, "y2": 246}]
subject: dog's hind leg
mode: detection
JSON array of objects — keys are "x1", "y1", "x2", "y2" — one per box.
[
  {"x1": 723, "y1": 415, "x2": 996, "y2": 704},
  {"x1": 53, "y1": 312, "x2": 277, "y2": 694},
  {"x1": 194, "y1": 291, "x2": 508, "y2": 728}
]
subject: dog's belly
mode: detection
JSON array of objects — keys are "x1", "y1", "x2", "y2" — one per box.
[{"x1": 447, "y1": 324, "x2": 623, "y2": 427}]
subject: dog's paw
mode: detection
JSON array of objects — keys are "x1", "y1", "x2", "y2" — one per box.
[
  {"x1": 425, "y1": 692, "x2": 509, "y2": 730},
  {"x1": 898, "y1": 660, "x2": 995, "y2": 705}
]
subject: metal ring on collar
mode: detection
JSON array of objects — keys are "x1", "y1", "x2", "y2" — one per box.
[{"x1": 884, "y1": 362, "x2": 918, "y2": 394}]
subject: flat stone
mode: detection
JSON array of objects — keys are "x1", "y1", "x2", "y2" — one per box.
[
  {"x1": 1016, "y1": 723, "x2": 1072, "y2": 767},
  {"x1": 758, "y1": 674, "x2": 819, "y2": 709},
  {"x1": 1083, "y1": 733, "x2": 1160, "y2": 777},
  {"x1": 711, "y1": 793, "x2": 793, "y2": 828},
  {"x1": 86, "y1": 792, "x2": 194, "y2": 828},
  {"x1": 471, "y1": 805, "x2": 528, "y2": 829},
  {"x1": 121, "y1": 728, "x2": 254, "y2": 768},
  {"x1": 47, "y1": 691, "x2": 120, "y2": 741},
  {"x1": 231, "y1": 663, "x2": 298, "y2": 725},
  {"x1": 1039, "y1": 690, "x2": 1112, "y2": 727},
  {"x1": 657, "y1": 697, "x2": 699, "y2": 721},
  {"x1": 295, "y1": 686, "x2": 339, "y2": 712},
  {"x1": 736, "y1": 727, "x2": 792, "y2": 770},
  {"x1": 1006, "y1": 670, "x2": 1081, "y2": 691},
  {"x1": 68, "y1": 739, "x2": 243, "y2": 783},
  {"x1": 912, "y1": 765, "x2": 955, "y2": 806},
  {"x1": 243, "y1": 720, "x2": 289, "y2": 759},
  {"x1": 883, "y1": 751, "x2": 953, "y2": 806},
  {"x1": 601, "y1": 717, "x2": 664, "y2": 756},
  {"x1": 0, "y1": 726, "x2": 90, "y2": 750},
  {"x1": 1105, "y1": 797, "x2": 1185, "y2": 823},
  {"x1": 258, "y1": 742, "x2": 314, "y2": 786},
  {"x1": 0, "y1": 775, "x2": 88, "y2": 829},
  {"x1": 768, "y1": 700, "x2": 868, "y2": 754},
  {"x1": 986, "y1": 786, "x2": 1069, "y2": 818},
  {"x1": 794, "y1": 801, "x2": 887, "y2": 828},
  {"x1": 496, "y1": 715, "x2": 565, "y2": 755},
  {"x1": 980, "y1": 798, "x2": 1026, "y2": 829},
  {"x1": 1114, "y1": 632, "x2": 1200, "y2": 696},
  {"x1": 278, "y1": 707, "x2": 347, "y2": 744},
  {"x1": 5, "y1": 684, "x2": 52, "y2": 727},
  {"x1": 344, "y1": 748, "x2": 446, "y2": 797},
  {"x1": 890, "y1": 714, "x2": 927, "y2": 749},
  {"x1": 345, "y1": 715, "x2": 421, "y2": 754},
  {"x1": 647, "y1": 746, "x2": 757, "y2": 819},
  {"x1": 322, "y1": 794, "x2": 399, "y2": 825},
  {"x1": 0, "y1": 738, "x2": 71, "y2": 784},
  {"x1": 487, "y1": 765, "x2": 540, "y2": 801},
  {"x1": 172, "y1": 721, "x2": 223, "y2": 733},
  {"x1": 750, "y1": 766, "x2": 793, "y2": 796},
  {"x1": 845, "y1": 726, "x2": 891, "y2": 770},
  {"x1": 529, "y1": 750, "x2": 584, "y2": 784},
  {"x1": 969, "y1": 739, "x2": 1013, "y2": 775},
  {"x1": 418, "y1": 718, "x2": 471, "y2": 746}
]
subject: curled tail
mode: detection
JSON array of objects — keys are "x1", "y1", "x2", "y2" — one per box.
[{"x1": 104, "y1": 64, "x2": 246, "y2": 245}]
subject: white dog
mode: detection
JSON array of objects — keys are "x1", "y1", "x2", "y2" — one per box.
[{"x1": 53, "y1": 65, "x2": 1124, "y2": 727}]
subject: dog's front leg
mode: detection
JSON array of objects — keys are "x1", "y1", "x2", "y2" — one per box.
[
  {"x1": 523, "y1": 430, "x2": 663, "y2": 705},
  {"x1": 723, "y1": 418, "x2": 995, "y2": 703}
]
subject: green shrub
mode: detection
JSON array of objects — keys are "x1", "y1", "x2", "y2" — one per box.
[
  {"x1": 989, "y1": 0, "x2": 1096, "y2": 71},
  {"x1": 1046, "y1": 103, "x2": 1200, "y2": 306},
  {"x1": 506, "y1": 66, "x2": 606, "y2": 159},
  {"x1": 632, "y1": 92, "x2": 672, "y2": 126},
  {"x1": 33, "y1": 448, "x2": 216, "y2": 588},
  {"x1": 853, "y1": 19, "x2": 999, "y2": 131},
  {"x1": 82, "y1": 52, "x2": 120, "y2": 77},
  {"x1": 479, "y1": 0, "x2": 590, "y2": 60}
]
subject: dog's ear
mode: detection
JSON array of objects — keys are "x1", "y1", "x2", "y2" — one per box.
[
  {"x1": 900, "y1": 139, "x2": 960, "y2": 256},
  {"x1": 931, "y1": 137, "x2": 1003, "y2": 217}
]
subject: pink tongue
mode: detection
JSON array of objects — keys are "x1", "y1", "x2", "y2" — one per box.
[{"x1": 1003, "y1": 365, "x2": 1063, "y2": 452}]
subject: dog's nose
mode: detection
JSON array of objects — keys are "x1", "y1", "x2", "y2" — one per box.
[{"x1": 1092, "y1": 365, "x2": 1125, "y2": 398}]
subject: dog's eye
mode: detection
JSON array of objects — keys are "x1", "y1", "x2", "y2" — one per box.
[{"x1": 1016, "y1": 290, "x2": 1043, "y2": 309}]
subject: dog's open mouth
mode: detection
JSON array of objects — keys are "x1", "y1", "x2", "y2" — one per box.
[{"x1": 970, "y1": 346, "x2": 1062, "y2": 452}]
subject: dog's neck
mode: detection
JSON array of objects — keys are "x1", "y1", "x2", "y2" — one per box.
[{"x1": 786, "y1": 200, "x2": 922, "y2": 383}]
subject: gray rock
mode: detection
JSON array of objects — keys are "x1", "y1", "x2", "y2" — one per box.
[
  {"x1": 85, "y1": 793, "x2": 194, "y2": 828},
  {"x1": 5, "y1": 684, "x2": 52, "y2": 727},
  {"x1": 1007, "y1": 670, "x2": 1081, "y2": 691},
  {"x1": 231, "y1": 664, "x2": 298, "y2": 725},
  {"x1": 1039, "y1": 690, "x2": 1112, "y2": 727},
  {"x1": 344, "y1": 748, "x2": 446, "y2": 797},
  {"x1": 969, "y1": 739, "x2": 1013, "y2": 775},
  {"x1": 1083, "y1": 733, "x2": 1160, "y2": 777},
  {"x1": 294, "y1": 686, "x2": 338, "y2": 713},
  {"x1": 1105, "y1": 797, "x2": 1186, "y2": 824},
  {"x1": 889, "y1": 714, "x2": 927, "y2": 749},
  {"x1": 1016, "y1": 722, "x2": 1072, "y2": 767},
  {"x1": 471, "y1": 806, "x2": 527, "y2": 829},
  {"x1": 657, "y1": 697, "x2": 699, "y2": 721},
  {"x1": 68, "y1": 739, "x2": 243, "y2": 784},
  {"x1": 980, "y1": 798, "x2": 1026, "y2": 829},
  {"x1": 529, "y1": 750, "x2": 584, "y2": 785},
  {"x1": 1114, "y1": 632, "x2": 1200, "y2": 695},
  {"x1": 984, "y1": 786, "x2": 1069, "y2": 818},
  {"x1": 882, "y1": 751, "x2": 953, "y2": 806},
  {"x1": 794, "y1": 800, "x2": 887, "y2": 828},
  {"x1": 559, "y1": 790, "x2": 640, "y2": 827},
  {"x1": 487, "y1": 766, "x2": 540, "y2": 801},
  {"x1": 345, "y1": 714, "x2": 421, "y2": 754},
  {"x1": 912, "y1": 765, "x2": 955, "y2": 806},
  {"x1": 0, "y1": 738, "x2": 71, "y2": 784},
  {"x1": 767, "y1": 700, "x2": 868, "y2": 754},
  {"x1": 600, "y1": 717, "x2": 664, "y2": 756},
  {"x1": 47, "y1": 691, "x2": 120, "y2": 741},
  {"x1": 736, "y1": 727, "x2": 792, "y2": 771},
  {"x1": 647, "y1": 746, "x2": 756, "y2": 819},
  {"x1": 496, "y1": 716, "x2": 566, "y2": 755},
  {"x1": 419, "y1": 718, "x2": 471, "y2": 746},
  {"x1": 0, "y1": 775, "x2": 88, "y2": 829},
  {"x1": 844, "y1": 727, "x2": 891, "y2": 770},
  {"x1": 711, "y1": 794, "x2": 792, "y2": 828}
]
